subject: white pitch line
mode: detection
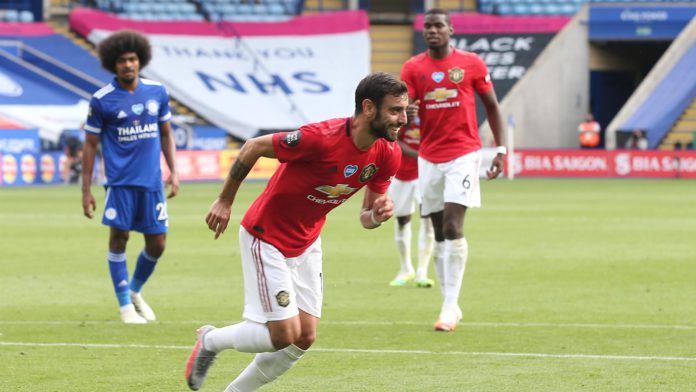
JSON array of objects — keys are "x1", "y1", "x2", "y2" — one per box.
[
  {"x1": 1, "y1": 341, "x2": 695, "y2": 362},
  {"x1": 0, "y1": 320, "x2": 695, "y2": 331}
]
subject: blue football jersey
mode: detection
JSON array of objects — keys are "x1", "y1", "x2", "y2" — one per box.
[{"x1": 84, "y1": 77, "x2": 172, "y2": 190}]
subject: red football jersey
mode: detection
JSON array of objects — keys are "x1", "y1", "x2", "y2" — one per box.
[
  {"x1": 395, "y1": 120, "x2": 421, "y2": 181},
  {"x1": 240, "y1": 118, "x2": 401, "y2": 257},
  {"x1": 401, "y1": 48, "x2": 494, "y2": 163}
]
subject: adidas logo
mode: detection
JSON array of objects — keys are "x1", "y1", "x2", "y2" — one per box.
[
  {"x1": 117, "y1": 280, "x2": 129, "y2": 287},
  {"x1": 117, "y1": 110, "x2": 127, "y2": 119}
]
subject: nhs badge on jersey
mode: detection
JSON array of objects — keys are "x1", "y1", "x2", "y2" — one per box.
[
  {"x1": 146, "y1": 100, "x2": 159, "y2": 116},
  {"x1": 343, "y1": 165, "x2": 358, "y2": 178},
  {"x1": 131, "y1": 103, "x2": 144, "y2": 115},
  {"x1": 431, "y1": 72, "x2": 445, "y2": 83}
]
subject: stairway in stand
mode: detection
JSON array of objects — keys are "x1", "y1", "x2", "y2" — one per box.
[
  {"x1": 659, "y1": 97, "x2": 696, "y2": 150},
  {"x1": 370, "y1": 24, "x2": 412, "y2": 77},
  {"x1": 302, "y1": 0, "x2": 345, "y2": 14},
  {"x1": 432, "y1": 0, "x2": 476, "y2": 12}
]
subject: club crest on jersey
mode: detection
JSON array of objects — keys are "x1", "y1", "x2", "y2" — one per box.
[
  {"x1": 344, "y1": 165, "x2": 358, "y2": 177},
  {"x1": 275, "y1": 291, "x2": 290, "y2": 307},
  {"x1": 131, "y1": 103, "x2": 144, "y2": 115},
  {"x1": 359, "y1": 164, "x2": 378, "y2": 182},
  {"x1": 146, "y1": 100, "x2": 159, "y2": 115},
  {"x1": 315, "y1": 184, "x2": 357, "y2": 198},
  {"x1": 431, "y1": 72, "x2": 445, "y2": 83},
  {"x1": 448, "y1": 68, "x2": 465, "y2": 83},
  {"x1": 281, "y1": 130, "x2": 301, "y2": 148}
]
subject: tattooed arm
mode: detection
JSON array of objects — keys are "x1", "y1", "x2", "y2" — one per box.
[{"x1": 206, "y1": 134, "x2": 276, "y2": 239}]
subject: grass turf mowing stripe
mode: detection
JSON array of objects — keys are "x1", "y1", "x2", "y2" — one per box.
[{"x1": 2, "y1": 341, "x2": 696, "y2": 362}]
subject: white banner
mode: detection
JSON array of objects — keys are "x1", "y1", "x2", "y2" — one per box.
[
  {"x1": 85, "y1": 15, "x2": 370, "y2": 140},
  {"x1": 0, "y1": 100, "x2": 89, "y2": 142}
]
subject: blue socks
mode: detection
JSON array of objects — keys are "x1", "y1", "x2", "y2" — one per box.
[
  {"x1": 108, "y1": 251, "x2": 130, "y2": 307},
  {"x1": 109, "y1": 250, "x2": 160, "y2": 306},
  {"x1": 130, "y1": 250, "x2": 159, "y2": 294}
]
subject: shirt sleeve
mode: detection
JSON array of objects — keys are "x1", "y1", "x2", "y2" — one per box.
[
  {"x1": 367, "y1": 143, "x2": 402, "y2": 194},
  {"x1": 471, "y1": 55, "x2": 494, "y2": 95},
  {"x1": 83, "y1": 96, "x2": 103, "y2": 134},
  {"x1": 159, "y1": 86, "x2": 172, "y2": 123},
  {"x1": 400, "y1": 60, "x2": 417, "y2": 100},
  {"x1": 272, "y1": 126, "x2": 322, "y2": 163}
]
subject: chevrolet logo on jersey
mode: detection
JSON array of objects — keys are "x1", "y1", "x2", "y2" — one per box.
[
  {"x1": 424, "y1": 88, "x2": 458, "y2": 102},
  {"x1": 315, "y1": 184, "x2": 357, "y2": 198}
]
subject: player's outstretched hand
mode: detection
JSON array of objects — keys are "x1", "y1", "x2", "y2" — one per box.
[
  {"x1": 206, "y1": 198, "x2": 231, "y2": 239},
  {"x1": 372, "y1": 195, "x2": 394, "y2": 223},
  {"x1": 82, "y1": 190, "x2": 96, "y2": 219},
  {"x1": 165, "y1": 173, "x2": 180, "y2": 199},
  {"x1": 486, "y1": 154, "x2": 504, "y2": 180}
]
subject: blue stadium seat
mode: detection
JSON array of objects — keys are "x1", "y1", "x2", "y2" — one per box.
[
  {"x1": 513, "y1": 3, "x2": 530, "y2": 14},
  {"x1": 543, "y1": 3, "x2": 559, "y2": 14},
  {"x1": 251, "y1": 4, "x2": 268, "y2": 14},
  {"x1": 237, "y1": 4, "x2": 253, "y2": 13},
  {"x1": 5, "y1": 9, "x2": 19, "y2": 22},
  {"x1": 560, "y1": 3, "x2": 578, "y2": 14},
  {"x1": 529, "y1": 3, "x2": 544, "y2": 14},
  {"x1": 19, "y1": 10, "x2": 34, "y2": 22},
  {"x1": 268, "y1": 3, "x2": 285, "y2": 14},
  {"x1": 480, "y1": 4, "x2": 494, "y2": 12},
  {"x1": 180, "y1": 3, "x2": 197, "y2": 13},
  {"x1": 495, "y1": 3, "x2": 512, "y2": 14}
]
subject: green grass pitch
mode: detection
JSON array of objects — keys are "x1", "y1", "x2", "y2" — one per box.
[{"x1": 1, "y1": 179, "x2": 695, "y2": 391}]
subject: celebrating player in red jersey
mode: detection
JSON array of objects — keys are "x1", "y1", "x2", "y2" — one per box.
[
  {"x1": 185, "y1": 72, "x2": 407, "y2": 392},
  {"x1": 401, "y1": 8, "x2": 506, "y2": 332}
]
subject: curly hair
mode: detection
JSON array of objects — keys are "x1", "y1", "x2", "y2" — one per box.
[{"x1": 97, "y1": 29, "x2": 152, "y2": 74}]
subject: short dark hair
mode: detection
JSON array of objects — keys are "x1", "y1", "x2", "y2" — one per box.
[
  {"x1": 97, "y1": 29, "x2": 152, "y2": 74},
  {"x1": 354, "y1": 72, "x2": 408, "y2": 114},
  {"x1": 425, "y1": 8, "x2": 451, "y2": 25}
]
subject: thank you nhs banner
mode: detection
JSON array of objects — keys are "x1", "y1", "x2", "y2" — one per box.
[{"x1": 71, "y1": 9, "x2": 370, "y2": 140}]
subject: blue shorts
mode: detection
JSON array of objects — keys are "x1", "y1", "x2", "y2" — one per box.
[{"x1": 102, "y1": 186, "x2": 168, "y2": 235}]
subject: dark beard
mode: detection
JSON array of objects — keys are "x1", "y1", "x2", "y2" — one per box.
[{"x1": 369, "y1": 117, "x2": 396, "y2": 142}]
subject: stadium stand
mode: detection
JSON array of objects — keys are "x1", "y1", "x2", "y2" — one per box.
[
  {"x1": 370, "y1": 24, "x2": 412, "y2": 77},
  {"x1": 479, "y1": 0, "x2": 696, "y2": 17},
  {"x1": 302, "y1": 0, "x2": 345, "y2": 13},
  {"x1": 435, "y1": 0, "x2": 476, "y2": 11},
  {"x1": 201, "y1": 0, "x2": 299, "y2": 22},
  {"x1": 3, "y1": 28, "x2": 111, "y2": 87},
  {"x1": 69, "y1": 0, "x2": 302, "y2": 21},
  {"x1": 606, "y1": 14, "x2": 696, "y2": 150},
  {"x1": 0, "y1": 0, "x2": 36, "y2": 22},
  {"x1": 659, "y1": 98, "x2": 696, "y2": 150}
]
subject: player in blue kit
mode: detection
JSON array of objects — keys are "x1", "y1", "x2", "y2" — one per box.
[{"x1": 81, "y1": 30, "x2": 179, "y2": 324}]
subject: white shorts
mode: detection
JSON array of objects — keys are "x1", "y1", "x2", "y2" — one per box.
[
  {"x1": 239, "y1": 227, "x2": 323, "y2": 323},
  {"x1": 388, "y1": 178, "x2": 420, "y2": 217},
  {"x1": 418, "y1": 150, "x2": 482, "y2": 216}
]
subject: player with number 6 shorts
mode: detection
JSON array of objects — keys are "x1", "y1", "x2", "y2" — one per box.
[{"x1": 400, "y1": 8, "x2": 507, "y2": 332}]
